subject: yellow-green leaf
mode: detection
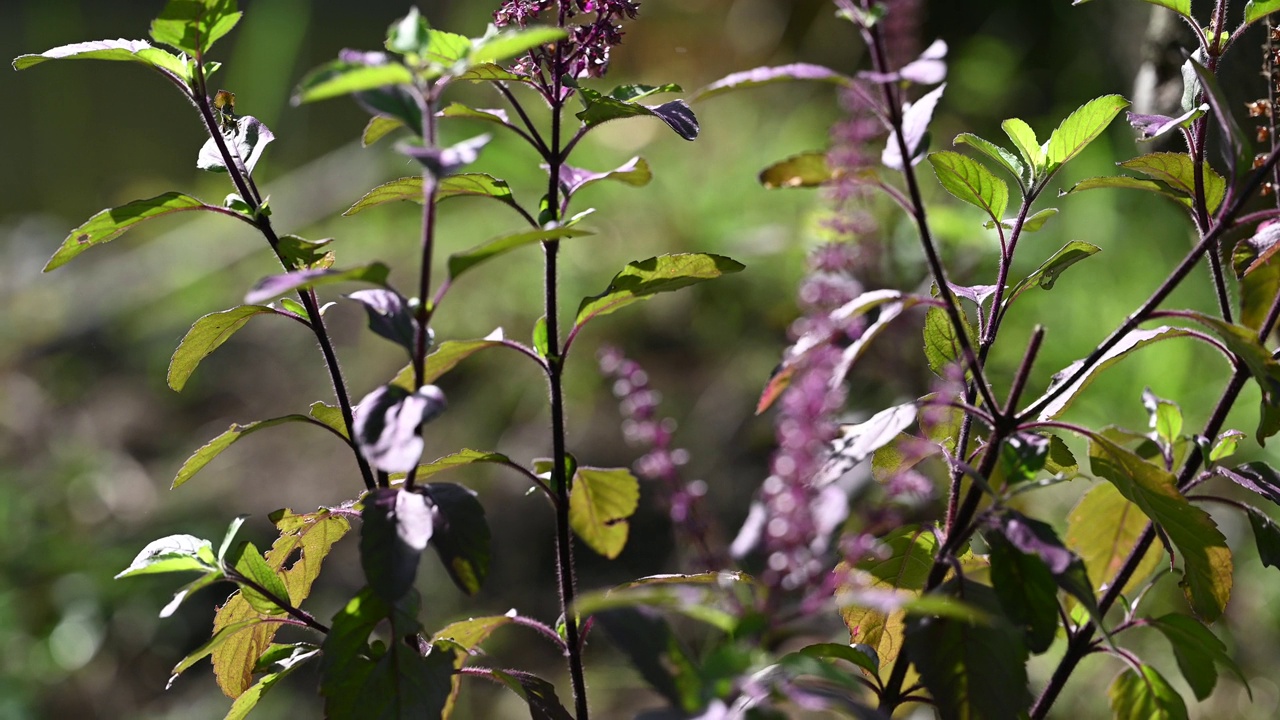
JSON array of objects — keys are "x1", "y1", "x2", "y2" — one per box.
[{"x1": 569, "y1": 467, "x2": 640, "y2": 559}]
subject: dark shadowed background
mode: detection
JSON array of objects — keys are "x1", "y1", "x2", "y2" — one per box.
[{"x1": 3, "y1": 0, "x2": 1279, "y2": 718}]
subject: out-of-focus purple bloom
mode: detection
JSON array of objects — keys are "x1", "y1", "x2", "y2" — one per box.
[
  {"x1": 599, "y1": 346, "x2": 723, "y2": 570},
  {"x1": 494, "y1": 0, "x2": 640, "y2": 80}
]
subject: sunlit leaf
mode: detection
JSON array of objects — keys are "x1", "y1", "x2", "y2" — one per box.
[
  {"x1": 560, "y1": 156, "x2": 652, "y2": 197},
  {"x1": 884, "y1": 83, "x2": 946, "y2": 171},
  {"x1": 363, "y1": 115, "x2": 405, "y2": 146},
  {"x1": 1119, "y1": 152, "x2": 1225, "y2": 213},
  {"x1": 1246, "y1": 1, "x2": 1280, "y2": 26},
  {"x1": 1004, "y1": 240, "x2": 1101, "y2": 306},
  {"x1": 1108, "y1": 664, "x2": 1189, "y2": 720},
  {"x1": 150, "y1": 0, "x2": 242, "y2": 58},
  {"x1": 955, "y1": 132, "x2": 1025, "y2": 181},
  {"x1": 927, "y1": 150, "x2": 1009, "y2": 223},
  {"x1": 837, "y1": 525, "x2": 937, "y2": 668},
  {"x1": 574, "y1": 254, "x2": 745, "y2": 332},
  {"x1": 569, "y1": 467, "x2": 640, "y2": 559},
  {"x1": 1062, "y1": 174, "x2": 1193, "y2": 208},
  {"x1": 225, "y1": 540, "x2": 291, "y2": 615},
  {"x1": 1067, "y1": 482, "x2": 1163, "y2": 599},
  {"x1": 1044, "y1": 94, "x2": 1129, "y2": 173},
  {"x1": 43, "y1": 193, "x2": 215, "y2": 272},
  {"x1": 197, "y1": 115, "x2": 274, "y2": 174},
  {"x1": 1002, "y1": 117, "x2": 1044, "y2": 177},
  {"x1": 693, "y1": 63, "x2": 852, "y2": 101},
  {"x1": 1089, "y1": 435, "x2": 1233, "y2": 620},
  {"x1": 169, "y1": 619, "x2": 261, "y2": 689},
  {"x1": 244, "y1": 263, "x2": 390, "y2": 305},
  {"x1": 448, "y1": 225, "x2": 594, "y2": 280},
  {"x1": 391, "y1": 330, "x2": 510, "y2": 391},
  {"x1": 759, "y1": 151, "x2": 832, "y2": 188},
  {"x1": 293, "y1": 60, "x2": 414, "y2": 104},
  {"x1": 576, "y1": 86, "x2": 699, "y2": 140},
  {"x1": 172, "y1": 415, "x2": 314, "y2": 489},
  {"x1": 168, "y1": 306, "x2": 275, "y2": 392},
  {"x1": 12, "y1": 38, "x2": 189, "y2": 79},
  {"x1": 224, "y1": 646, "x2": 319, "y2": 720},
  {"x1": 116, "y1": 534, "x2": 217, "y2": 579}
]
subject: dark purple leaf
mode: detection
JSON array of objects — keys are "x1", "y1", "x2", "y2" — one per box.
[
  {"x1": 1217, "y1": 462, "x2": 1280, "y2": 506},
  {"x1": 649, "y1": 100, "x2": 699, "y2": 141},
  {"x1": 882, "y1": 83, "x2": 945, "y2": 171},
  {"x1": 694, "y1": 63, "x2": 851, "y2": 101},
  {"x1": 397, "y1": 134, "x2": 491, "y2": 177},
  {"x1": 421, "y1": 483, "x2": 490, "y2": 596},
  {"x1": 1127, "y1": 104, "x2": 1204, "y2": 142},
  {"x1": 558, "y1": 156, "x2": 652, "y2": 196},
  {"x1": 361, "y1": 487, "x2": 434, "y2": 603},
  {"x1": 245, "y1": 263, "x2": 390, "y2": 305},
  {"x1": 861, "y1": 39, "x2": 948, "y2": 85},
  {"x1": 1245, "y1": 507, "x2": 1280, "y2": 569},
  {"x1": 1185, "y1": 58, "x2": 1251, "y2": 177},
  {"x1": 997, "y1": 510, "x2": 1099, "y2": 619},
  {"x1": 988, "y1": 534, "x2": 1058, "y2": 653},
  {"x1": 347, "y1": 289, "x2": 419, "y2": 354},
  {"x1": 595, "y1": 608, "x2": 689, "y2": 709},
  {"x1": 352, "y1": 384, "x2": 447, "y2": 473},
  {"x1": 949, "y1": 283, "x2": 998, "y2": 306}
]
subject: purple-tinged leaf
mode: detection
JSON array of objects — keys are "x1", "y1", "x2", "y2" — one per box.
[
  {"x1": 559, "y1": 156, "x2": 652, "y2": 196},
  {"x1": 43, "y1": 192, "x2": 215, "y2": 272},
  {"x1": 198, "y1": 115, "x2": 274, "y2": 174},
  {"x1": 361, "y1": 487, "x2": 434, "y2": 603},
  {"x1": 397, "y1": 134, "x2": 491, "y2": 177},
  {"x1": 949, "y1": 283, "x2": 999, "y2": 306},
  {"x1": 1128, "y1": 104, "x2": 1206, "y2": 142},
  {"x1": 818, "y1": 403, "x2": 917, "y2": 486},
  {"x1": 347, "y1": 289, "x2": 419, "y2": 354},
  {"x1": 422, "y1": 483, "x2": 490, "y2": 596},
  {"x1": 1217, "y1": 463, "x2": 1280, "y2": 506},
  {"x1": 1233, "y1": 220, "x2": 1280, "y2": 278},
  {"x1": 245, "y1": 263, "x2": 390, "y2": 305},
  {"x1": 987, "y1": 532, "x2": 1059, "y2": 653},
  {"x1": 648, "y1": 100, "x2": 699, "y2": 141},
  {"x1": 12, "y1": 38, "x2": 189, "y2": 78},
  {"x1": 861, "y1": 39, "x2": 948, "y2": 85},
  {"x1": 759, "y1": 151, "x2": 832, "y2": 189},
  {"x1": 884, "y1": 83, "x2": 946, "y2": 170},
  {"x1": 694, "y1": 63, "x2": 852, "y2": 101},
  {"x1": 352, "y1": 384, "x2": 447, "y2": 473},
  {"x1": 168, "y1": 305, "x2": 276, "y2": 392}
]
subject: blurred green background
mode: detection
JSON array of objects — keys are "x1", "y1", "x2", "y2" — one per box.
[{"x1": 3, "y1": 0, "x2": 1280, "y2": 718}]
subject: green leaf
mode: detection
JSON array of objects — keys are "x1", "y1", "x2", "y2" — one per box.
[
  {"x1": 1004, "y1": 240, "x2": 1101, "y2": 307},
  {"x1": 454, "y1": 62, "x2": 526, "y2": 83},
  {"x1": 693, "y1": 63, "x2": 852, "y2": 102},
  {"x1": 293, "y1": 61, "x2": 414, "y2": 104},
  {"x1": 422, "y1": 29, "x2": 471, "y2": 67},
  {"x1": 150, "y1": 0, "x2": 242, "y2": 58},
  {"x1": 569, "y1": 467, "x2": 640, "y2": 559},
  {"x1": 905, "y1": 579, "x2": 1031, "y2": 719},
  {"x1": 344, "y1": 177, "x2": 422, "y2": 214},
  {"x1": 1108, "y1": 665, "x2": 1189, "y2": 720},
  {"x1": 212, "y1": 509, "x2": 349, "y2": 697},
  {"x1": 487, "y1": 669, "x2": 575, "y2": 720},
  {"x1": 984, "y1": 207, "x2": 1059, "y2": 233},
  {"x1": 988, "y1": 535, "x2": 1059, "y2": 654},
  {"x1": 276, "y1": 234, "x2": 333, "y2": 270},
  {"x1": 168, "y1": 306, "x2": 275, "y2": 392},
  {"x1": 169, "y1": 619, "x2": 262, "y2": 688},
  {"x1": 955, "y1": 132, "x2": 1025, "y2": 181},
  {"x1": 1150, "y1": 613, "x2": 1249, "y2": 701},
  {"x1": 576, "y1": 85, "x2": 699, "y2": 141},
  {"x1": 1002, "y1": 118, "x2": 1044, "y2": 177},
  {"x1": 383, "y1": 7, "x2": 432, "y2": 56},
  {"x1": 927, "y1": 150, "x2": 1009, "y2": 223},
  {"x1": 1045, "y1": 435, "x2": 1079, "y2": 477},
  {"x1": 362, "y1": 115, "x2": 406, "y2": 147},
  {"x1": 1036, "y1": 326, "x2": 1205, "y2": 421},
  {"x1": 470, "y1": 26, "x2": 567, "y2": 64},
  {"x1": 422, "y1": 483, "x2": 490, "y2": 595},
  {"x1": 1062, "y1": 174, "x2": 1194, "y2": 208},
  {"x1": 1119, "y1": 152, "x2": 1226, "y2": 213},
  {"x1": 1089, "y1": 435, "x2": 1233, "y2": 620},
  {"x1": 345, "y1": 174, "x2": 520, "y2": 217},
  {"x1": 837, "y1": 526, "x2": 938, "y2": 668},
  {"x1": 1246, "y1": 1, "x2": 1280, "y2": 26},
  {"x1": 574, "y1": 572, "x2": 756, "y2": 633},
  {"x1": 573, "y1": 253, "x2": 745, "y2": 332},
  {"x1": 432, "y1": 615, "x2": 517, "y2": 715},
  {"x1": 448, "y1": 226, "x2": 592, "y2": 280},
  {"x1": 922, "y1": 305, "x2": 975, "y2": 376},
  {"x1": 533, "y1": 316, "x2": 550, "y2": 357},
  {"x1": 244, "y1": 263, "x2": 390, "y2": 305},
  {"x1": 1246, "y1": 507, "x2": 1280, "y2": 569},
  {"x1": 1045, "y1": 94, "x2": 1129, "y2": 173},
  {"x1": 309, "y1": 402, "x2": 349, "y2": 440},
  {"x1": 43, "y1": 192, "x2": 214, "y2": 272},
  {"x1": 116, "y1": 534, "x2": 217, "y2": 579},
  {"x1": 172, "y1": 415, "x2": 312, "y2": 489},
  {"x1": 391, "y1": 330, "x2": 509, "y2": 391},
  {"x1": 1143, "y1": 389, "x2": 1183, "y2": 448},
  {"x1": 439, "y1": 101, "x2": 510, "y2": 126},
  {"x1": 1067, "y1": 483, "x2": 1164, "y2": 599},
  {"x1": 405, "y1": 449, "x2": 514, "y2": 482},
  {"x1": 225, "y1": 540, "x2": 292, "y2": 615},
  {"x1": 1239, "y1": 242, "x2": 1280, "y2": 332},
  {"x1": 12, "y1": 39, "x2": 189, "y2": 79},
  {"x1": 560, "y1": 156, "x2": 653, "y2": 197},
  {"x1": 224, "y1": 646, "x2": 319, "y2": 720},
  {"x1": 758, "y1": 151, "x2": 832, "y2": 188},
  {"x1": 794, "y1": 642, "x2": 880, "y2": 677},
  {"x1": 1208, "y1": 430, "x2": 1245, "y2": 464}
]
